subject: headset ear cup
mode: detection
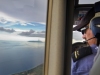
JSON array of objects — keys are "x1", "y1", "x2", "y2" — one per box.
[
  {"x1": 90, "y1": 1, "x2": 100, "y2": 41},
  {"x1": 90, "y1": 17, "x2": 100, "y2": 41}
]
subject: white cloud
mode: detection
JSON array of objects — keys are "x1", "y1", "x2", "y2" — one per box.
[
  {"x1": 20, "y1": 23, "x2": 27, "y2": 26},
  {"x1": 0, "y1": 12, "x2": 25, "y2": 22},
  {"x1": 0, "y1": 33, "x2": 45, "y2": 42},
  {"x1": 39, "y1": 22, "x2": 46, "y2": 25},
  {"x1": 14, "y1": 28, "x2": 29, "y2": 32},
  {"x1": 19, "y1": 29, "x2": 45, "y2": 37},
  {"x1": 27, "y1": 23, "x2": 35, "y2": 26}
]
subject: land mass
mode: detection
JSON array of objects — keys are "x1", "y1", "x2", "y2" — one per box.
[{"x1": 12, "y1": 64, "x2": 43, "y2": 75}]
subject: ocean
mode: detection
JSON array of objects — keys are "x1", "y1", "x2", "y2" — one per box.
[{"x1": 0, "y1": 40, "x2": 45, "y2": 75}]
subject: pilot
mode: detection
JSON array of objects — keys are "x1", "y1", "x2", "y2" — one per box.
[{"x1": 71, "y1": 7, "x2": 98, "y2": 75}]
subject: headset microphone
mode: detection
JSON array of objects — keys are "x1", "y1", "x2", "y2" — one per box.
[{"x1": 83, "y1": 37, "x2": 95, "y2": 44}]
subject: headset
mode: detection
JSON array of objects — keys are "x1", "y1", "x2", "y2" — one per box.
[{"x1": 90, "y1": 1, "x2": 100, "y2": 43}]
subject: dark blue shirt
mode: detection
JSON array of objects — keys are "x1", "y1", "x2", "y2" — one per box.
[{"x1": 71, "y1": 44, "x2": 98, "y2": 75}]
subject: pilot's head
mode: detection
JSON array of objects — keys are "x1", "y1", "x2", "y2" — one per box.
[{"x1": 73, "y1": 7, "x2": 97, "y2": 46}]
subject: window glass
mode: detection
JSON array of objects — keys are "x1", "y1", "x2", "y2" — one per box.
[
  {"x1": 72, "y1": 31, "x2": 84, "y2": 43},
  {"x1": 0, "y1": 0, "x2": 47, "y2": 75},
  {"x1": 72, "y1": 9, "x2": 87, "y2": 43},
  {"x1": 79, "y1": 0, "x2": 100, "y2": 4},
  {"x1": 72, "y1": 25, "x2": 84, "y2": 43}
]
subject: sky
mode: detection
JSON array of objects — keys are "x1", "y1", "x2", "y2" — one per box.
[
  {"x1": 0, "y1": 0, "x2": 47, "y2": 42},
  {"x1": 0, "y1": 0, "x2": 90, "y2": 42},
  {"x1": 0, "y1": 0, "x2": 47, "y2": 22}
]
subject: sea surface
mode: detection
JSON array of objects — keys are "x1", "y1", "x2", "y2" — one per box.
[{"x1": 0, "y1": 40, "x2": 45, "y2": 75}]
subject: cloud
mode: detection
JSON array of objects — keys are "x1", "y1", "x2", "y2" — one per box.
[
  {"x1": 19, "y1": 29, "x2": 35, "y2": 36},
  {"x1": 0, "y1": 27, "x2": 15, "y2": 33},
  {"x1": 0, "y1": 12, "x2": 25, "y2": 22},
  {"x1": 0, "y1": 0, "x2": 47, "y2": 22},
  {"x1": 26, "y1": 23, "x2": 35, "y2": 26},
  {"x1": 37, "y1": 31, "x2": 45, "y2": 33},
  {"x1": 38, "y1": 22, "x2": 46, "y2": 25},
  {"x1": 0, "y1": 33, "x2": 45, "y2": 42},
  {"x1": 19, "y1": 29, "x2": 45, "y2": 37},
  {"x1": 29, "y1": 33, "x2": 45, "y2": 37}
]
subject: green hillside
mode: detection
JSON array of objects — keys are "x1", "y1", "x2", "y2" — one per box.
[{"x1": 12, "y1": 64, "x2": 44, "y2": 75}]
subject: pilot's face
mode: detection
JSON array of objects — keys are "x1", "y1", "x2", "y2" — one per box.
[{"x1": 82, "y1": 26, "x2": 97, "y2": 46}]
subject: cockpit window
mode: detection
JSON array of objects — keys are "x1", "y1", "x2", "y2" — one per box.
[
  {"x1": 79, "y1": 0, "x2": 100, "y2": 4},
  {"x1": 0, "y1": 0, "x2": 47, "y2": 75},
  {"x1": 72, "y1": 28, "x2": 84, "y2": 43}
]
